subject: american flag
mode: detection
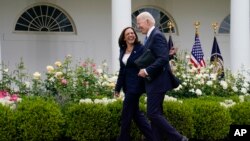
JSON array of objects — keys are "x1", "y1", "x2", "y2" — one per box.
[{"x1": 190, "y1": 34, "x2": 206, "y2": 68}]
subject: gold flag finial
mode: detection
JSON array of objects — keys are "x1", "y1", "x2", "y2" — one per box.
[
  {"x1": 212, "y1": 22, "x2": 219, "y2": 34},
  {"x1": 167, "y1": 21, "x2": 173, "y2": 33},
  {"x1": 194, "y1": 21, "x2": 200, "y2": 35}
]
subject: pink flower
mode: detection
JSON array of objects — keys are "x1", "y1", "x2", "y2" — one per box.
[
  {"x1": 82, "y1": 62, "x2": 87, "y2": 67},
  {"x1": 91, "y1": 63, "x2": 96, "y2": 68},
  {"x1": 0, "y1": 90, "x2": 9, "y2": 98},
  {"x1": 10, "y1": 94, "x2": 19, "y2": 101},
  {"x1": 61, "y1": 79, "x2": 67, "y2": 85}
]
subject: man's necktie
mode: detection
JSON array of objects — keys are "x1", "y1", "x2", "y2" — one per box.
[{"x1": 144, "y1": 36, "x2": 148, "y2": 45}]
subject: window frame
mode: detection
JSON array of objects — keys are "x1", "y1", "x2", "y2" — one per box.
[{"x1": 13, "y1": 2, "x2": 76, "y2": 34}]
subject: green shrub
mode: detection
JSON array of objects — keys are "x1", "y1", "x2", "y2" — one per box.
[
  {"x1": 192, "y1": 101, "x2": 231, "y2": 140},
  {"x1": 15, "y1": 97, "x2": 64, "y2": 141},
  {"x1": 163, "y1": 101, "x2": 194, "y2": 139},
  {"x1": 0, "y1": 105, "x2": 16, "y2": 141},
  {"x1": 106, "y1": 100, "x2": 122, "y2": 140},
  {"x1": 65, "y1": 103, "x2": 112, "y2": 141},
  {"x1": 107, "y1": 99, "x2": 144, "y2": 140},
  {"x1": 229, "y1": 102, "x2": 250, "y2": 125}
]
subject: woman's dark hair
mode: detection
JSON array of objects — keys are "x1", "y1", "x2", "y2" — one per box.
[{"x1": 118, "y1": 27, "x2": 141, "y2": 50}]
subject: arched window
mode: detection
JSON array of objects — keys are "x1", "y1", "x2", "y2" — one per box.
[
  {"x1": 132, "y1": 7, "x2": 177, "y2": 34},
  {"x1": 14, "y1": 3, "x2": 76, "y2": 33},
  {"x1": 219, "y1": 15, "x2": 230, "y2": 34}
]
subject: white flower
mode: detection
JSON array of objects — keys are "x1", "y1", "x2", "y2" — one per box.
[
  {"x1": 106, "y1": 82, "x2": 115, "y2": 88},
  {"x1": 164, "y1": 95, "x2": 177, "y2": 102},
  {"x1": 10, "y1": 104, "x2": 16, "y2": 110},
  {"x1": 46, "y1": 65, "x2": 54, "y2": 73},
  {"x1": 96, "y1": 68, "x2": 103, "y2": 74},
  {"x1": 182, "y1": 74, "x2": 187, "y2": 79},
  {"x1": 220, "y1": 99, "x2": 236, "y2": 108},
  {"x1": 4, "y1": 68, "x2": 8, "y2": 72},
  {"x1": 33, "y1": 72, "x2": 41, "y2": 80},
  {"x1": 206, "y1": 80, "x2": 213, "y2": 86},
  {"x1": 55, "y1": 61, "x2": 62, "y2": 67},
  {"x1": 239, "y1": 95, "x2": 244, "y2": 102},
  {"x1": 195, "y1": 89, "x2": 202, "y2": 96},
  {"x1": 109, "y1": 76, "x2": 118, "y2": 82},
  {"x1": 102, "y1": 62, "x2": 108, "y2": 67},
  {"x1": 195, "y1": 74, "x2": 202, "y2": 79},
  {"x1": 243, "y1": 82, "x2": 249, "y2": 88},
  {"x1": 240, "y1": 88, "x2": 247, "y2": 94},
  {"x1": 232, "y1": 86, "x2": 238, "y2": 92},
  {"x1": 91, "y1": 98, "x2": 117, "y2": 105},
  {"x1": 24, "y1": 81, "x2": 31, "y2": 88},
  {"x1": 103, "y1": 74, "x2": 108, "y2": 80},
  {"x1": 55, "y1": 72, "x2": 63, "y2": 78},
  {"x1": 210, "y1": 73, "x2": 217, "y2": 80},
  {"x1": 220, "y1": 80, "x2": 228, "y2": 89},
  {"x1": 203, "y1": 73, "x2": 209, "y2": 79},
  {"x1": 49, "y1": 77, "x2": 55, "y2": 82},
  {"x1": 174, "y1": 85, "x2": 182, "y2": 91},
  {"x1": 17, "y1": 98, "x2": 22, "y2": 102},
  {"x1": 198, "y1": 79, "x2": 205, "y2": 85},
  {"x1": 182, "y1": 82, "x2": 187, "y2": 86},
  {"x1": 189, "y1": 89, "x2": 195, "y2": 93},
  {"x1": 79, "y1": 98, "x2": 93, "y2": 104}
]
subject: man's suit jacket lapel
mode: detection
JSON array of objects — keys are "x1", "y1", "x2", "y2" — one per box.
[{"x1": 144, "y1": 28, "x2": 157, "y2": 50}]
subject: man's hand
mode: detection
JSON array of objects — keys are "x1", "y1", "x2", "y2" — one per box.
[
  {"x1": 169, "y1": 47, "x2": 178, "y2": 56},
  {"x1": 138, "y1": 69, "x2": 147, "y2": 78},
  {"x1": 114, "y1": 91, "x2": 120, "y2": 98}
]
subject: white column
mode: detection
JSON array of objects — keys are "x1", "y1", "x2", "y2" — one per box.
[
  {"x1": 0, "y1": 34, "x2": 2, "y2": 79},
  {"x1": 230, "y1": 0, "x2": 250, "y2": 79},
  {"x1": 111, "y1": 0, "x2": 131, "y2": 73}
]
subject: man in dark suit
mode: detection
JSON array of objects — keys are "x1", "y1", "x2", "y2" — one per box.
[{"x1": 136, "y1": 12, "x2": 188, "y2": 141}]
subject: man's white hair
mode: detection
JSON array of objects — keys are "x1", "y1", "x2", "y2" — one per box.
[{"x1": 137, "y1": 11, "x2": 155, "y2": 25}]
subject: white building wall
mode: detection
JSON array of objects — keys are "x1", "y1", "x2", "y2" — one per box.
[
  {"x1": 0, "y1": 0, "x2": 236, "y2": 75},
  {"x1": 0, "y1": 0, "x2": 112, "y2": 74}
]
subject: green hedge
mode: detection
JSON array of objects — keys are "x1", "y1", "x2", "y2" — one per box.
[
  {"x1": 163, "y1": 101, "x2": 194, "y2": 139},
  {"x1": 229, "y1": 102, "x2": 250, "y2": 125},
  {"x1": 192, "y1": 101, "x2": 231, "y2": 141},
  {"x1": 15, "y1": 97, "x2": 64, "y2": 141},
  {"x1": 64, "y1": 102, "x2": 113, "y2": 141},
  {"x1": 2, "y1": 96, "x2": 250, "y2": 140},
  {"x1": 0, "y1": 105, "x2": 16, "y2": 141}
]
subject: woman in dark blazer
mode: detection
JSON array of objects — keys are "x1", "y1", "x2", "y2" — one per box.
[{"x1": 115, "y1": 27, "x2": 153, "y2": 141}]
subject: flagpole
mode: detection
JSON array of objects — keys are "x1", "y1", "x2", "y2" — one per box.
[
  {"x1": 212, "y1": 22, "x2": 218, "y2": 35},
  {"x1": 167, "y1": 21, "x2": 176, "y2": 60},
  {"x1": 194, "y1": 21, "x2": 200, "y2": 35},
  {"x1": 212, "y1": 22, "x2": 219, "y2": 59},
  {"x1": 167, "y1": 21, "x2": 173, "y2": 35}
]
